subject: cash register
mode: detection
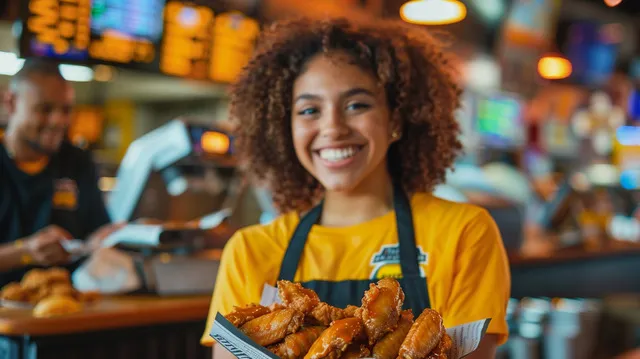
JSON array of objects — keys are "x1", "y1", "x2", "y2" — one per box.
[{"x1": 96, "y1": 119, "x2": 243, "y2": 295}]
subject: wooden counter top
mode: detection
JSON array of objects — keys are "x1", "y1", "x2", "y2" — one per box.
[
  {"x1": 509, "y1": 244, "x2": 640, "y2": 268},
  {"x1": 0, "y1": 295, "x2": 211, "y2": 336}
]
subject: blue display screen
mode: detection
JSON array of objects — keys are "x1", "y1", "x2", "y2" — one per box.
[
  {"x1": 630, "y1": 89, "x2": 640, "y2": 123},
  {"x1": 91, "y1": 0, "x2": 166, "y2": 42},
  {"x1": 565, "y1": 22, "x2": 620, "y2": 86}
]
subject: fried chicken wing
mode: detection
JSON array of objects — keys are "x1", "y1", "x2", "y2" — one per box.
[
  {"x1": 277, "y1": 280, "x2": 346, "y2": 326},
  {"x1": 225, "y1": 304, "x2": 272, "y2": 327},
  {"x1": 427, "y1": 334, "x2": 452, "y2": 359},
  {"x1": 359, "y1": 278, "x2": 405, "y2": 345},
  {"x1": 304, "y1": 317, "x2": 364, "y2": 359},
  {"x1": 340, "y1": 344, "x2": 371, "y2": 359},
  {"x1": 308, "y1": 302, "x2": 346, "y2": 326},
  {"x1": 278, "y1": 281, "x2": 320, "y2": 314},
  {"x1": 371, "y1": 310, "x2": 414, "y2": 359},
  {"x1": 0, "y1": 282, "x2": 28, "y2": 301},
  {"x1": 398, "y1": 309, "x2": 445, "y2": 359},
  {"x1": 240, "y1": 308, "x2": 304, "y2": 347},
  {"x1": 269, "y1": 326, "x2": 326, "y2": 359},
  {"x1": 343, "y1": 305, "x2": 359, "y2": 318},
  {"x1": 20, "y1": 269, "x2": 48, "y2": 291}
]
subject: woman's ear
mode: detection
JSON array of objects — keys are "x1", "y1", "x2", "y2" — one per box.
[{"x1": 389, "y1": 123, "x2": 402, "y2": 143}]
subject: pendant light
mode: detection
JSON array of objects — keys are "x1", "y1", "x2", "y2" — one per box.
[
  {"x1": 537, "y1": 53, "x2": 573, "y2": 80},
  {"x1": 400, "y1": 0, "x2": 467, "y2": 26}
]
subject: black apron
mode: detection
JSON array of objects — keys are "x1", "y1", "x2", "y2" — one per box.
[{"x1": 277, "y1": 184, "x2": 431, "y2": 315}]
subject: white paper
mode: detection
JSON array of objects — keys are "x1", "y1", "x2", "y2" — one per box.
[
  {"x1": 61, "y1": 239, "x2": 90, "y2": 260},
  {"x1": 211, "y1": 285, "x2": 491, "y2": 359},
  {"x1": 446, "y1": 319, "x2": 492, "y2": 359},
  {"x1": 259, "y1": 284, "x2": 282, "y2": 307},
  {"x1": 102, "y1": 224, "x2": 163, "y2": 248},
  {"x1": 199, "y1": 209, "x2": 232, "y2": 230}
]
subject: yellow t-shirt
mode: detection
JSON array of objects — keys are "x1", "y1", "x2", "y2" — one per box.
[{"x1": 201, "y1": 193, "x2": 511, "y2": 346}]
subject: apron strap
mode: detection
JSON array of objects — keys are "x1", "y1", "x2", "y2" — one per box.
[
  {"x1": 278, "y1": 203, "x2": 323, "y2": 281},
  {"x1": 393, "y1": 184, "x2": 421, "y2": 279},
  {"x1": 393, "y1": 185, "x2": 431, "y2": 308}
]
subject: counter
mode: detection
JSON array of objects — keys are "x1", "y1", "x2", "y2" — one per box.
[
  {"x1": 510, "y1": 244, "x2": 640, "y2": 299},
  {"x1": 0, "y1": 295, "x2": 211, "y2": 359}
]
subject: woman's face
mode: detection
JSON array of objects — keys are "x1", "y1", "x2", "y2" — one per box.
[{"x1": 291, "y1": 51, "x2": 394, "y2": 193}]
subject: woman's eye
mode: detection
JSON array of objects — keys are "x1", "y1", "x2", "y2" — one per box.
[
  {"x1": 346, "y1": 103, "x2": 371, "y2": 111},
  {"x1": 297, "y1": 108, "x2": 318, "y2": 116}
]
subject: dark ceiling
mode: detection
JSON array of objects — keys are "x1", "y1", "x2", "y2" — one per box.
[{"x1": 575, "y1": 0, "x2": 640, "y2": 16}]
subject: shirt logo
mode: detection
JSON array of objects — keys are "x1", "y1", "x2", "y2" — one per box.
[
  {"x1": 369, "y1": 244, "x2": 428, "y2": 280},
  {"x1": 52, "y1": 178, "x2": 78, "y2": 210}
]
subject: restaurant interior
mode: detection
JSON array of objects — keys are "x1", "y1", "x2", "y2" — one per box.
[{"x1": 0, "y1": 0, "x2": 639, "y2": 358}]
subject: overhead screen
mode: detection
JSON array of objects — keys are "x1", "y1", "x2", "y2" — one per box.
[{"x1": 18, "y1": 0, "x2": 260, "y2": 83}]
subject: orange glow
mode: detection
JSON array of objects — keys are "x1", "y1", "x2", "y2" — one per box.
[
  {"x1": 604, "y1": 0, "x2": 622, "y2": 7},
  {"x1": 27, "y1": 0, "x2": 91, "y2": 52},
  {"x1": 161, "y1": 2, "x2": 214, "y2": 79},
  {"x1": 210, "y1": 12, "x2": 260, "y2": 83},
  {"x1": 201, "y1": 131, "x2": 230, "y2": 154},
  {"x1": 68, "y1": 106, "x2": 104, "y2": 146},
  {"x1": 400, "y1": 0, "x2": 466, "y2": 25},
  {"x1": 538, "y1": 56, "x2": 572, "y2": 80}
]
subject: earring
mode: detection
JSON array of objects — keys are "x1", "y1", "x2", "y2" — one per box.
[{"x1": 391, "y1": 131, "x2": 401, "y2": 139}]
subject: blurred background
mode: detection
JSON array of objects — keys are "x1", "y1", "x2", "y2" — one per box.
[{"x1": 0, "y1": 0, "x2": 638, "y2": 358}]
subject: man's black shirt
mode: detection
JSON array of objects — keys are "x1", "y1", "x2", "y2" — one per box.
[{"x1": 0, "y1": 141, "x2": 110, "y2": 286}]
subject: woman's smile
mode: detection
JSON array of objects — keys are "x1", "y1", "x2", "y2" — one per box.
[{"x1": 313, "y1": 144, "x2": 366, "y2": 168}]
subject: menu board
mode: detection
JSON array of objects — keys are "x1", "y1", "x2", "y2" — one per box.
[{"x1": 18, "y1": 0, "x2": 260, "y2": 83}]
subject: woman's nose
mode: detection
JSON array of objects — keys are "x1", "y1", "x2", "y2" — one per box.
[{"x1": 319, "y1": 107, "x2": 349, "y2": 138}]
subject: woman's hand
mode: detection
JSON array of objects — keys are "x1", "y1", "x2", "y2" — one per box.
[
  {"x1": 213, "y1": 345, "x2": 237, "y2": 359},
  {"x1": 464, "y1": 334, "x2": 498, "y2": 359}
]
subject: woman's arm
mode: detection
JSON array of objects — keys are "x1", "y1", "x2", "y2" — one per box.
[{"x1": 464, "y1": 334, "x2": 499, "y2": 359}]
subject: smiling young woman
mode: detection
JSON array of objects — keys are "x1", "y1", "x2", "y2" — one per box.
[{"x1": 202, "y1": 17, "x2": 510, "y2": 359}]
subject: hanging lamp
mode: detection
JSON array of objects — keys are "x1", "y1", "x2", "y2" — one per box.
[{"x1": 400, "y1": 0, "x2": 467, "y2": 25}]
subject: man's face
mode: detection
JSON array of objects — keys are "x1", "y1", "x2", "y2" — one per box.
[{"x1": 7, "y1": 74, "x2": 75, "y2": 155}]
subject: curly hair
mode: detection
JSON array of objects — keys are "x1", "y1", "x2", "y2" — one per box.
[{"x1": 230, "y1": 17, "x2": 463, "y2": 213}]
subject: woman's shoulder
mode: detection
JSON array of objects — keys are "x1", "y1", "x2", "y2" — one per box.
[{"x1": 411, "y1": 192, "x2": 491, "y2": 223}]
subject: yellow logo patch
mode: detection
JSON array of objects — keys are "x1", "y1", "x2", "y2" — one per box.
[
  {"x1": 369, "y1": 244, "x2": 428, "y2": 280},
  {"x1": 52, "y1": 178, "x2": 78, "y2": 210}
]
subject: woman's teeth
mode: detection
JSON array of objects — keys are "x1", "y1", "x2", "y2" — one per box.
[{"x1": 318, "y1": 146, "x2": 360, "y2": 162}]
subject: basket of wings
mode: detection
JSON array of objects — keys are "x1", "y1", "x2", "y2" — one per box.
[{"x1": 210, "y1": 278, "x2": 491, "y2": 359}]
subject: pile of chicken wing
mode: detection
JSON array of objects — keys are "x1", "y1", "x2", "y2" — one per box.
[{"x1": 224, "y1": 278, "x2": 452, "y2": 359}]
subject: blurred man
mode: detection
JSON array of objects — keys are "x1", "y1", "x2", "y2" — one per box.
[{"x1": 0, "y1": 58, "x2": 121, "y2": 286}]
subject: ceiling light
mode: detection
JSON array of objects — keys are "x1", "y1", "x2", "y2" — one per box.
[
  {"x1": 604, "y1": 0, "x2": 622, "y2": 7},
  {"x1": 537, "y1": 55, "x2": 572, "y2": 80},
  {"x1": 59, "y1": 64, "x2": 94, "y2": 82},
  {"x1": 0, "y1": 52, "x2": 25, "y2": 76},
  {"x1": 400, "y1": 0, "x2": 467, "y2": 25},
  {"x1": 0, "y1": 51, "x2": 93, "y2": 82}
]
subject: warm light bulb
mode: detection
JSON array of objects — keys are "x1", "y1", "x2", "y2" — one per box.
[
  {"x1": 537, "y1": 55, "x2": 572, "y2": 80},
  {"x1": 400, "y1": 0, "x2": 467, "y2": 25},
  {"x1": 604, "y1": 0, "x2": 622, "y2": 7}
]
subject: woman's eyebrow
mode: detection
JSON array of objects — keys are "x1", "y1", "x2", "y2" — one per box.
[
  {"x1": 294, "y1": 93, "x2": 321, "y2": 103},
  {"x1": 294, "y1": 87, "x2": 376, "y2": 104},
  {"x1": 340, "y1": 87, "x2": 376, "y2": 99}
]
